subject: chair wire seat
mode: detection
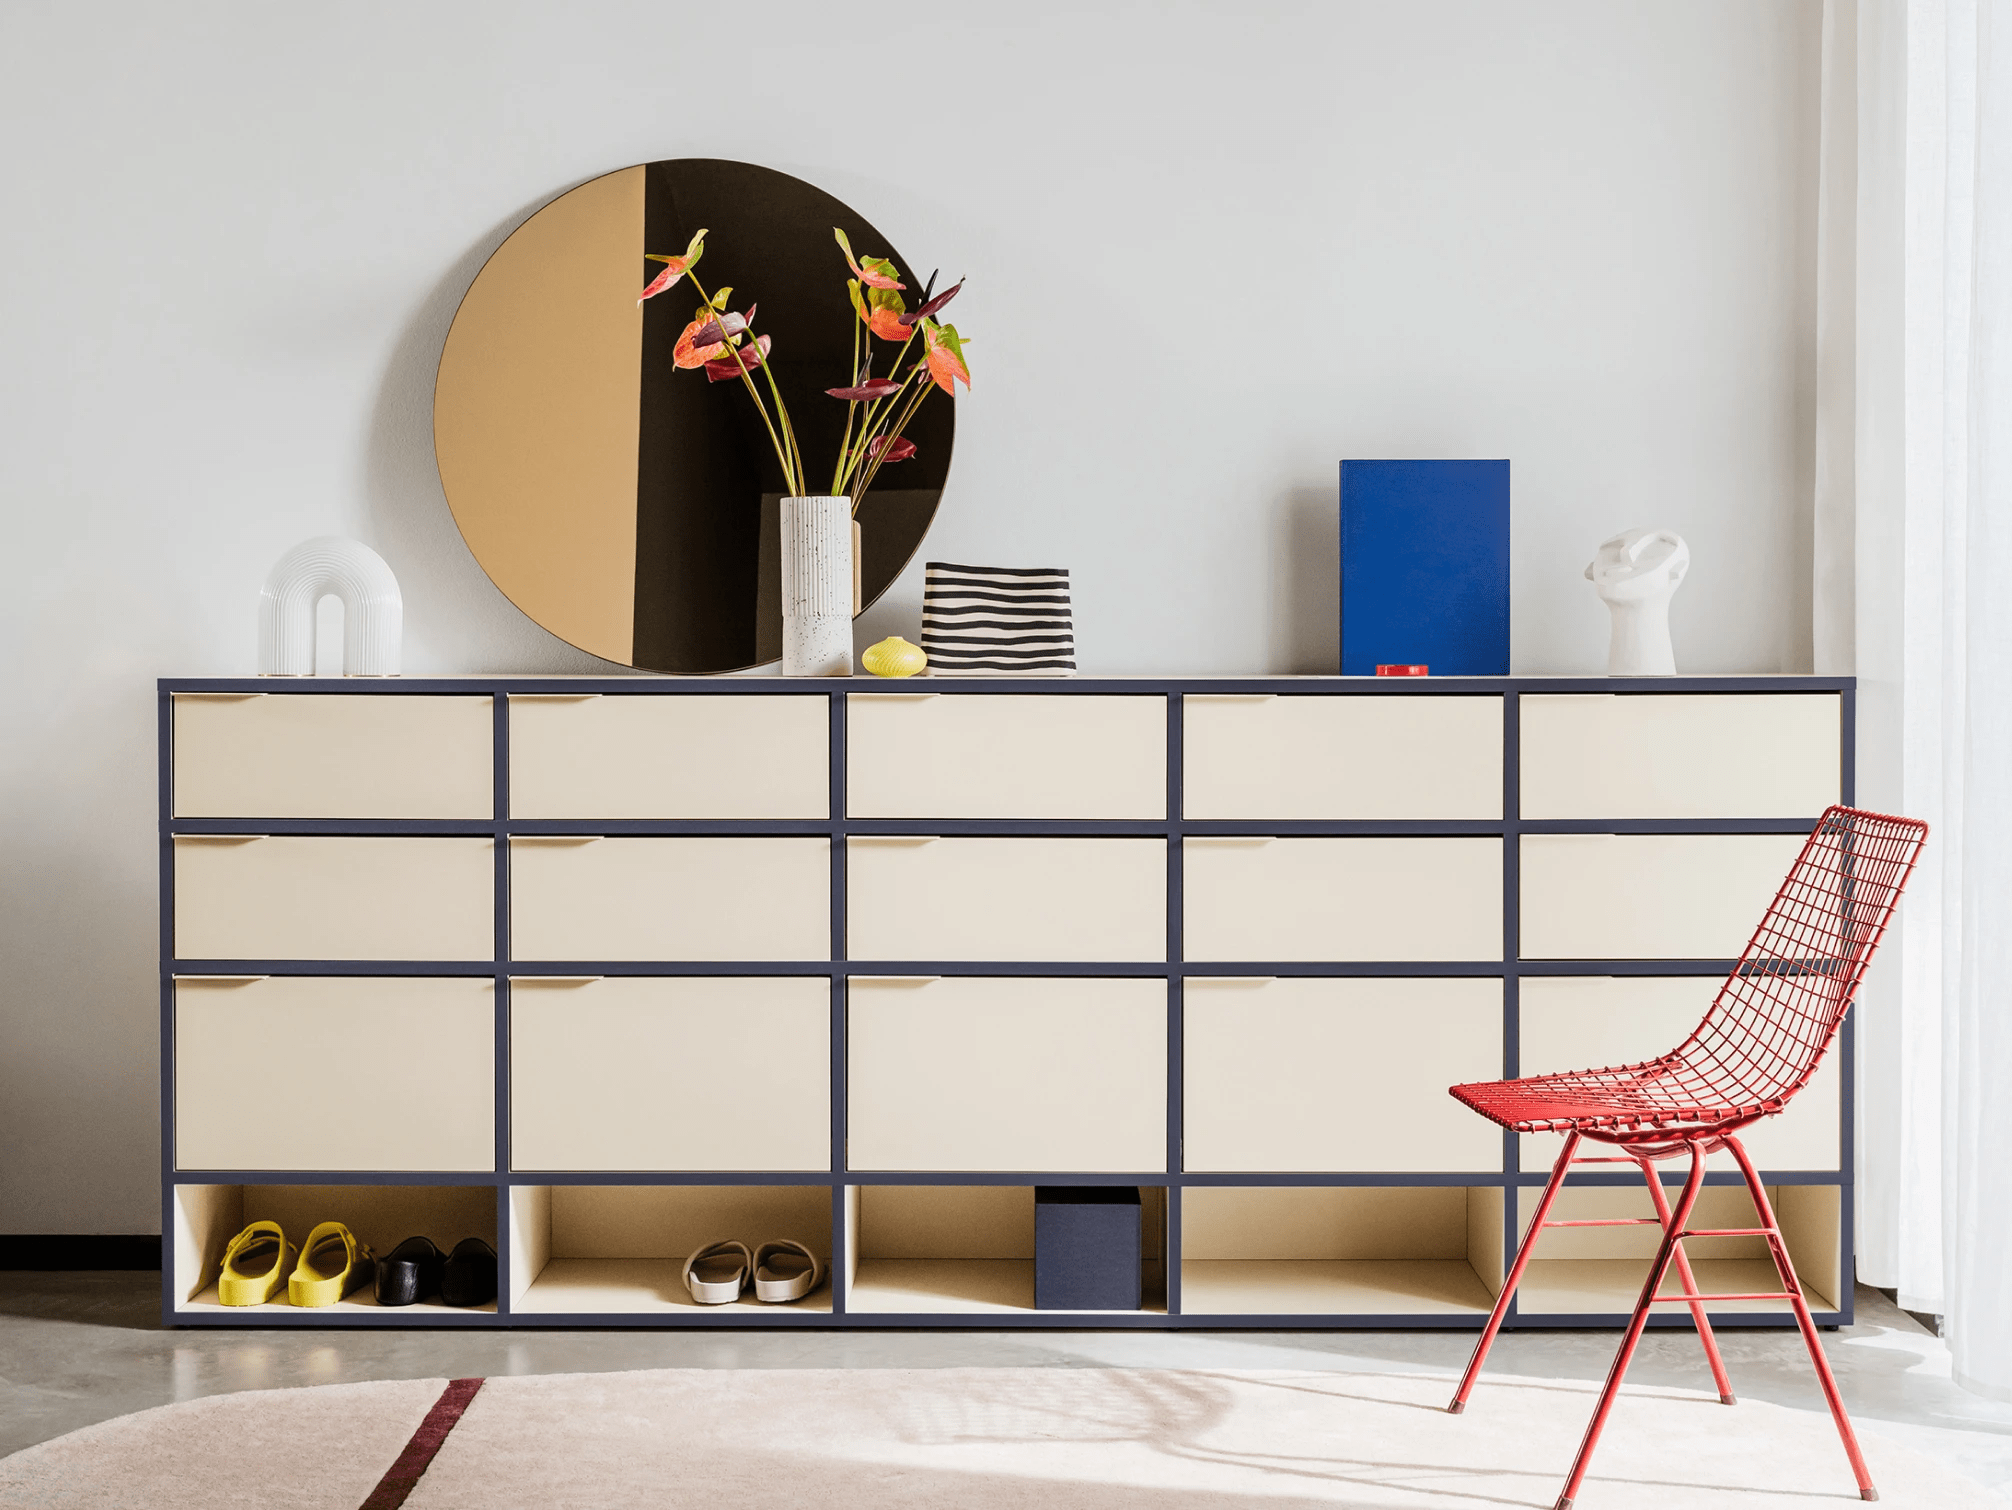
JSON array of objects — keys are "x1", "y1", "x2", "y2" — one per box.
[
  {"x1": 1443, "y1": 804, "x2": 1929, "y2": 1510},
  {"x1": 1452, "y1": 805, "x2": 1926, "y2": 1142}
]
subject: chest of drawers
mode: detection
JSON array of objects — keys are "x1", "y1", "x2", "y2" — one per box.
[{"x1": 160, "y1": 675, "x2": 1854, "y2": 1329}]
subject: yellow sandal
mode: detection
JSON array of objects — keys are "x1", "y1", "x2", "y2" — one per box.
[
  {"x1": 218, "y1": 1220, "x2": 294, "y2": 1306},
  {"x1": 288, "y1": 1221, "x2": 375, "y2": 1307}
]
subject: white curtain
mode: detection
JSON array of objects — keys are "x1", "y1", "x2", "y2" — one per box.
[{"x1": 1819, "y1": 0, "x2": 2012, "y2": 1402}]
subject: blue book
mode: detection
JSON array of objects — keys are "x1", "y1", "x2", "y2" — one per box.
[{"x1": 1339, "y1": 460, "x2": 1509, "y2": 675}]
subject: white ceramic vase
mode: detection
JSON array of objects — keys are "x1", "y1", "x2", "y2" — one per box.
[{"x1": 780, "y1": 496, "x2": 853, "y2": 676}]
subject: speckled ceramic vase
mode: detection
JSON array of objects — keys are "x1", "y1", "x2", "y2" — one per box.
[{"x1": 780, "y1": 496, "x2": 853, "y2": 677}]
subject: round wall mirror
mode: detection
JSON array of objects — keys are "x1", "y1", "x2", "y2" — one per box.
[{"x1": 433, "y1": 159, "x2": 952, "y2": 673}]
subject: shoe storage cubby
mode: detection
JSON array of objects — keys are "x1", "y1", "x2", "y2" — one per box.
[
  {"x1": 1180, "y1": 1186, "x2": 1504, "y2": 1317},
  {"x1": 1511, "y1": 1183, "x2": 1841, "y2": 1318},
  {"x1": 171, "y1": 1183, "x2": 497, "y2": 1316},
  {"x1": 845, "y1": 1184, "x2": 1167, "y2": 1315},
  {"x1": 508, "y1": 1184, "x2": 833, "y2": 1316},
  {"x1": 161, "y1": 675, "x2": 1858, "y2": 1329}
]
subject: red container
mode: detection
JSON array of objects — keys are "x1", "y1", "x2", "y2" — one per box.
[{"x1": 1375, "y1": 664, "x2": 1429, "y2": 677}]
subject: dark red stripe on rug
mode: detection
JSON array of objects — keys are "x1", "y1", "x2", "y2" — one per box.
[{"x1": 359, "y1": 1377, "x2": 484, "y2": 1510}]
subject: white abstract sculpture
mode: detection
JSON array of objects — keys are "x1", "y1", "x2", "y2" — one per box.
[
  {"x1": 258, "y1": 536, "x2": 403, "y2": 677},
  {"x1": 1585, "y1": 527, "x2": 1689, "y2": 676}
]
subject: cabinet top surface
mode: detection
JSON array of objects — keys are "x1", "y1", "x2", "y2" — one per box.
[{"x1": 162, "y1": 674, "x2": 1854, "y2": 694}]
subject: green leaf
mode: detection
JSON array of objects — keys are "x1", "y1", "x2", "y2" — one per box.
[
  {"x1": 867, "y1": 285, "x2": 906, "y2": 316},
  {"x1": 847, "y1": 279, "x2": 867, "y2": 321},
  {"x1": 863, "y1": 255, "x2": 901, "y2": 283},
  {"x1": 644, "y1": 253, "x2": 678, "y2": 264},
  {"x1": 934, "y1": 323, "x2": 969, "y2": 363},
  {"x1": 683, "y1": 227, "x2": 708, "y2": 262},
  {"x1": 833, "y1": 226, "x2": 856, "y2": 262},
  {"x1": 710, "y1": 287, "x2": 732, "y2": 309}
]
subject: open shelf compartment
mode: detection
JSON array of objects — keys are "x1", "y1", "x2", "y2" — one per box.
[
  {"x1": 1180, "y1": 1185, "x2": 1504, "y2": 1316},
  {"x1": 845, "y1": 1185, "x2": 1168, "y2": 1315},
  {"x1": 1512, "y1": 1182, "x2": 1841, "y2": 1317},
  {"x1": 172, "y1": 1183, "x2": 497, "y2": 1315},
  {"x1": 509, "y1": 1185, "x2": 832, "y2": 1315}
]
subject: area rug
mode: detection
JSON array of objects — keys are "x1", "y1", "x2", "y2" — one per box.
[{"x1": 0, "y1": 1367, "x2": 1994, "y2": 1510}]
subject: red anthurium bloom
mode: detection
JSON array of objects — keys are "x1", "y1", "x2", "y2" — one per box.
[
  {"x1": 638, "y1": 261, "x2": 686, "y2": 304},
  {"x1": 923, "y1": 321, "x2": 972, "y2": 395},
  {"x1": 687, "y1": 305, "x2": 755, "y2": 348},
  {"x1": 833, "y1": 227, "x2": 904, "y2": 290},
  {"x1": 674, "y1": 318, "x2": 728, "y2": 369},
  {"x1": 900, "y1": 278, "x2": 964, "y2": 326},
  {"x1": 827, "y1": 379, "x2": 902, "y2": 401},
  {"x1": 866, "y1": 306, "x2": 909, "y2": 342},
  {"x1": 639, "y1": 228, "x2": 708, "y2": 304},
  {"x1": 703, "y1": 334, "x2": 771, "y2": 382},
  {"x1": 868, "y1": 435, "x2": 917, "y2": 463}
]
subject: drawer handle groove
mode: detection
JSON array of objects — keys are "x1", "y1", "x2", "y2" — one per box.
[
  {"x1": 848, "y1": 975, "x2": 942, "y2": 986},
  {"x1": 171, "y1": 692, "x2": 266, "y2": 701},
  {"x1": 508, "y1": 693, "x2": 602, "y2": 702},
  {"x1": 1183, "y1": 836, "x2": 1276, "y2": 846},
  {"x1": 173, "y1": 834, "x2": 266, "y2": 844},
  {"x1": 847, "y1": 835, "x2": 940, "y2": 846},
  {"x1": 172, "y1": 975, "x2": 269, "y2": 985},
  {"x1": 510, "y1": 975, "x2": 604, "y2": 986},
  {"x1": 511, "y1": 835, "x2": 604, "y2": 845}
]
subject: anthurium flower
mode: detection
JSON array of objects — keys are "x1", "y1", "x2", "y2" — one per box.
[
  {"x1": 827, "y1": 379, "x2": 902, "y2": 401},
  {"x1": 703, "y1": 334, "x2": 771, "y2": 382},
  {"x1": 900, "y1": 278, "x2": 964, "y2": 327},
  {"x1": 867, "y1": 306, "x2": 909, "y2": 342},
  {"x1": 868, "y1": 435, "x2": 917, "y2": 463},
  {"x1": 833, "y1": 227, "x2": 904, "y2": 290},
  {"x1": 638, "y1": 228, "x2": 707, "y2": 303},
  {"x1": 673, "y1": 318, "x2": 728, "y2": 369},
  {"x1": 923, "y1": 321, "x2": 972, "y2": 394},
  {"x1": 686, "y1": 305, "x2": 755, "y2": 348}
]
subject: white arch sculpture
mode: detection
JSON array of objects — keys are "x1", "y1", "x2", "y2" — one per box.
[{"x1": 258, "y1": 536, "x2": 403, "y2": 677}]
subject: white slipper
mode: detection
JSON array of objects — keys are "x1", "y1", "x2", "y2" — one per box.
[
  {"x1": 682, "y1": 1239, "x2": 751, "y2": 1305},
  {"x1": 753, "y1": 1239, "x2": 822, "y2": 1303}
]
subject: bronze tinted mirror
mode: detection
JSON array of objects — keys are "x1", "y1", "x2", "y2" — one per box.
[{"x1": 433, "y1": 159, "x2": 952, "y2": 672}]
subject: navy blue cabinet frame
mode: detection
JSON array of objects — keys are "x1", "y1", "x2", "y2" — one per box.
[{"x1": 158, "y1": 674, "x2": 1856, "y2": 1330}]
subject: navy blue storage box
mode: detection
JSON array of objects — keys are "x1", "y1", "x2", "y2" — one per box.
[
  {"x1": 1034, "y1": 1186, "x2": 1142, "y2": 1310},
  {"x1": 1339, "y1": 459, "x2": 1510, "y2": 675}
]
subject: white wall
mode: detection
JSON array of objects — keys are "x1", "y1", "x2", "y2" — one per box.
[{"x1": 0, "y1": 0, "x2": 1819, "y2": 1231}]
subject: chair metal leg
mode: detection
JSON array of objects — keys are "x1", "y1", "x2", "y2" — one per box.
[
  {"x1": 1553, "y1": 1138, "x2": 1709, "y2": 1510},
  {"x1": 1724, "y1": 1136, "x2": 1878, "y2": 1501},
  {"x1": 1637, "y1": 1156, "x2": 1736, "y2": 1404},
  {"x1": 1448, "y1": 1130, "x2": 1580, "y2": 1412}
]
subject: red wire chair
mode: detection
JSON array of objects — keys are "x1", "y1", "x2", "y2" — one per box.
[{"x1": 1446, "y1": 805, "x2": 1927, "y2": 1510}]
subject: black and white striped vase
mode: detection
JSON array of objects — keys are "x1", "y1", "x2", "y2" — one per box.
[
  {"x1": 920, "y1": 563, "x2": 1076, "y2": 675},
  {"x1": 780, "y1": 496, "x2": 853, "y2": 677}
]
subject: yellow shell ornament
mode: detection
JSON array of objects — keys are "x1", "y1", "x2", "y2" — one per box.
[{"x1": 862, "y1": 636, "x2": 927, "y2": 678}]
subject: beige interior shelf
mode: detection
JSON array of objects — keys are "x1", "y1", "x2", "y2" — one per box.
[
  {"x1": 846, "y1": 1184, "x2": 1167, "y2": 1314},
  {"x1": 171, "y1": 1183, "x2": 496, "y2": 1313},
  {"x1": 1180, "y1": 1185, "x2": 1502, "y2": 1316},
  {"x1": 509, "y1": 1184, "x2": 832, "y2": 1315},
  {"x1": 1513, "y1": 1183, "x2": 1840, "y2": 1314}
]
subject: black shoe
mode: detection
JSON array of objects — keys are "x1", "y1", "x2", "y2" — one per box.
[
  {"x1": 441, "y1": 1238, "x2": 497, "y2": 1308},
  {"x1": 374, "y1": 1236, "x2": 446, "y2": 1307}
]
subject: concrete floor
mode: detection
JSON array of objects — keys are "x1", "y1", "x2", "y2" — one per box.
[{"x1": 3, "y1": 1276, "x2": 2008, "y2": 1500}]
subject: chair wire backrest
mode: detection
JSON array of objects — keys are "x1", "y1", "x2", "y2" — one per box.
[{"x1": 1672, "y1": 805, "x2": 1928, "y2": 1111}]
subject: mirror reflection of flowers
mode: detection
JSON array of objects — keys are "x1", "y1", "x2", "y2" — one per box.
[{"x1": 637, "y1": 226, "x2": 971, "y2": 516}]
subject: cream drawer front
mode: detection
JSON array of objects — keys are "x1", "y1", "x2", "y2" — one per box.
[
  {"x1": 511, "y1": 977, "x2": 829, "y2": 1170},
  {"x1": 1516, "y1": 976, "x2": 1839, "y2": 1171},
  {"x1": 848, "y1": 977, "x2": 1166, "y2": 1171},
  {"x1": 1520, "y1": 694, "x2": 1840, "y2": 819},
  {"x1": 1520, "y1": 833, "x2": 1806, "y2": 959},
  {"x1": 173, "y1": 694, "x2": 492, "y2": 818},
  {"x1": 174, "y1": 837, "x2": 494, "y2": 960},
  {"x1": 1184, "y1": 695, "x2": 1501, "y2": 819},
  {"x1": 511, "y1": 838, "x2": 829, "y2": 961},
  {"x1": 847, "y1": 838, "x2": 1165, "y2": 962},
  {"x1": 511, "y1": 694, "x2": 827, "y2": 818},
  {"x1": 847, "y1": 694, "x2": 1165, "y2": 818},
  {"x1": 175, "y1": 977, "x2": 494, "y2": 1170},
  {"x1": 1185, "y1": 978, "x2": 1503, "y2": 1171},
  {"x1": 1184, "y1": 838, "x2": 1501, "y2": 962}
]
